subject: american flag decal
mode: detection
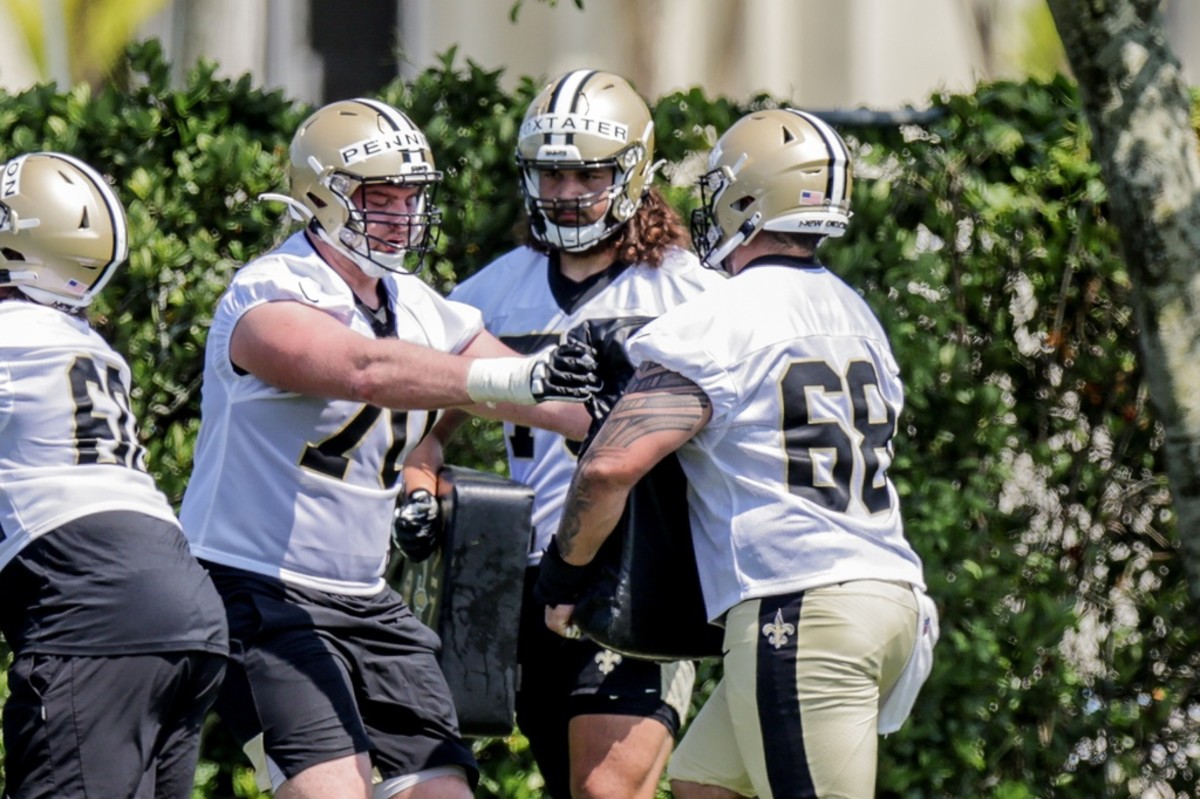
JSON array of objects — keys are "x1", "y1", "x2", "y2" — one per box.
[{"x1": 799, "y1": 189, "x2": 825, "y2": 205}]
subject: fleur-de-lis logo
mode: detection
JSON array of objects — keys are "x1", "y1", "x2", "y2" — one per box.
[
  {"x1": 412, "y1": 575, "x2": 429, "y2": 615},
  {"x1": 762, "y1": 609, "x2": 795, "y2": 650},
  {"x1": 594, "y1": 649, "x2": 623, "y2": 675}
]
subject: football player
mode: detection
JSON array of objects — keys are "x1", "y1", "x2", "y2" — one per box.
[
  {"x1": 179, "y1": 98, "x2": 597, "y2": 799},
  {"x1": 536, "y1": 109, "x2": 940, "y2": 799},
  {"x1": 0, "y1": 152, "x2": 228, "y2": 798},
  {"x1": 398, "y1": 70, "x2": 723, "y2": 799}
]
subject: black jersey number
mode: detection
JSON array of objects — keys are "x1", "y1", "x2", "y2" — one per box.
[
  {"x1": 68, "y1": 356, "x2": 146, "y2": 470},
  {"x1": 780, "y1": 359, "x2": 896, "y2": 514},
  {"x1": 509, "y1": 424, "x2": 535, "y2": 459},
  {"x1": 299, "y1": 406, "x2": 411, "y2": 488}
]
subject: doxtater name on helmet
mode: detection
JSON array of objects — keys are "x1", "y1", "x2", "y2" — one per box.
[
  {"x1": 339, "y1": 131, "x2": 431, "y2": 167},
  {"x1": 520, "y1": 113, "x2": 629, "y2": 144}
]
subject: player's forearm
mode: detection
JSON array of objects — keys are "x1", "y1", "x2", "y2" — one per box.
[
  {"x1": 354, "y1": 342, "x2": 553, "y2": 410},
  {"x1": 401, "y1": 432, "x2": 444, "y2": 494},
  {"x1": 351, "y1": 340, "x2": 475, "y2": 410},
  {"x1": 554, "y1": 452, "x2": 635, "y2": 565},
  {"x1": 473, "y1": 400, "x2": 591, "y2": 440}
]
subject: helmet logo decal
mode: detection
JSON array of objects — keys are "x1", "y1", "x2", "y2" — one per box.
[
  {"x1": 338, "y1": 131, "x2": 430, "y2": 166},
  {"x1": 519, "y1": 113, "x2": 629, "y2": 145}
]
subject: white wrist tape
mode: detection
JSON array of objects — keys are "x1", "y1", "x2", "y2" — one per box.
[{"x1": 466, "y1": 356, "x2": 538, "y2": 405}]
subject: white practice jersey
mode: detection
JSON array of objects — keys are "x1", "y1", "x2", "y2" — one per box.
[
  {"x1": 627, "y1": 258, "x2": 926, "y2": 621},
  {"x1": 450, "y1": 245, "x2": 723, "y2": 562},
  {"x1": 0, "y1": 302, "x2": 179, "y2": 571},
  {"x1": 180, "y1": 232, "x2": 484, "y2": 594}
]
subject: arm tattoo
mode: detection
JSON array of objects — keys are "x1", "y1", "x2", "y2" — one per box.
[
  {"x1": 624, "y1": 361, "x2": 701, "y2": 393},
  {"x1": 557, "y1": 478, "x2": 595, "y2": 555},
  {"x1": 588, "y1": 362, "x2": 711, "y2": 451},
  {"x1": 557, "y1": 364, "x2": 708, "y2": 559}
]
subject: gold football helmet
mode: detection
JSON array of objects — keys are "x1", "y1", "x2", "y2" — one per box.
[
  {"x1": 0, "y1": 152, "x2": 128, "y2": 308},
  {"x1": 517, "y1": 69, "x2": 657, "y2": 252},
  {"x1": 264, "y1": 98, "x2": 443, "y2": 276},
  {"x1": 691, "y1": 108, "x2": 853, "y2": 270}
]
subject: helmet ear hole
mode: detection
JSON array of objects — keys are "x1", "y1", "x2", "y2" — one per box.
[
  {"x1": 2, "y1": 247, "x2": 24, "y2": 260},
  {"x1": 79, "y1": 208, "x2": 90, "y2": 229},
  {"x1": 731, "y1": 196, "x2": 755, "y2": 212}
]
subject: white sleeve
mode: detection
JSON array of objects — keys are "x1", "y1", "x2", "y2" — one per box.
[
  {"x1": 0, "y1": 352, "x2": 12, "y2": 436},
  {"x1": 207, "y1": 261, "x2": 351, "y2": 384},
  {"x1": 626, "y1": 307, "x2": 740, "y2": 428}
]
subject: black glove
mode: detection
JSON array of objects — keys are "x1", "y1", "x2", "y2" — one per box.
[
  {"x1": 392, "y1": 489, "x2": 441, "y2": 562},
  {"x1": 533, "y1": 536, "x2": 596, "y2": 608},
  {"x1": 530, "y1": 340, "x2": 602, "y2": 403},
  {"x1": 565, "y1": 316, "x2": 655, "y2": 450}
]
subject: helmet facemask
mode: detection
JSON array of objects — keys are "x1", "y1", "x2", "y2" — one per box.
[
  {"x1": 690, "y1": 158, "x2": 760, "y2": 273},
  {"x1": 519, "y1": 142, "x2": 650, "y2": 253},
  {"x1": 315, "y1": 171, "x2": 442, "y2": 278}
]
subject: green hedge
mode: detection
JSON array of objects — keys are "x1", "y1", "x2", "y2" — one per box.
[{"x1": 0, "y1": 40, "x2": 1193, "y2": 798}]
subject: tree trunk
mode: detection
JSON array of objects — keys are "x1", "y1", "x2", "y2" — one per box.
[{"x1": 1047, "y1": 0, "x2": 1200, "y2": 598}]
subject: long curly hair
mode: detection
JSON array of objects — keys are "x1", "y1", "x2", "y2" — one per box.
[{"x1": 524, "y1": 187, "x2": 691, "y2": 268}]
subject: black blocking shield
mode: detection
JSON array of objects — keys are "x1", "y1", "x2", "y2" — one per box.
[
  {"x1": 571, "y1": 452, "x2": 724, "y2": 661},
  {"x1": 390, "y1": 466, "x2": 533, "y2": 737}
]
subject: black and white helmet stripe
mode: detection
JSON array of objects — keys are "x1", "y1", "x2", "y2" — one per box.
[
  {"x1": 52, "y1": 153, "x2": 126, "y2": 267},
  {"x1": 543, "y1": 69, "x2": 599, "y2": 146},
  {"x1": 785, "y1": 109, "x2": 851, "y2": 208},
  {"x1": 351, "y1": 97, "x2": 416, "y2": 132},
  {"x1": 349, "y1": 98, "x2": 427, "y2": 167}
]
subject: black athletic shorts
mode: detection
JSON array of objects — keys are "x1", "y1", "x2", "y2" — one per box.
[
  {"x1": 1, "y1": 510, "x2": 229, "y2": 798},
  {"x1": 3, "y1": 651, "x2": 225, "y2": 799},
  {"x1": 515, "y1": 566, "x2": 693, "y2": 798},
  {"x1": 205, "y1": 563, "x2": 478, "y2": 785}
]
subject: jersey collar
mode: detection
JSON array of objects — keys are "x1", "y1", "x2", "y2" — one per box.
[
  {"x1": 547, "y1": 250, "x2": 631, "y2": 314},
  {"x1": 740, "y1": 254, "x2": 824, "y2": 274}
]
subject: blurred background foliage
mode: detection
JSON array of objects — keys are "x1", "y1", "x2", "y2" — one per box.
[{"x1": 0, "y1": 39, "x2": 1195, "y2": 798}]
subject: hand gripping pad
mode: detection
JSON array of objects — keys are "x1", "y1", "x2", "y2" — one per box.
[
  {"x1": 571, "y1": 450, "x2": 725, "y2": 660},
  {"x1": 389, "y1": 466, "x2": 533, "y2": 737},
  {"x1": 563, "y1": 317, "x2": 723, "y2": 660}
]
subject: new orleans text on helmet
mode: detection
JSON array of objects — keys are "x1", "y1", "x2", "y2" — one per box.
[{"x1": 2, "y1": 159, "x2": 22, "y2": 199}]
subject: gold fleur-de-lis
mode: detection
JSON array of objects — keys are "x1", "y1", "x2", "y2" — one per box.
[
  {"x1": 594, "y1": 649, "x2": 623, "y2": 675},
  {"x1": 413, "y1": 575, "x2": 429, "y2": 615},
  {"x1": 762, "y1": 609, "x2": 796, "y2": 649}
]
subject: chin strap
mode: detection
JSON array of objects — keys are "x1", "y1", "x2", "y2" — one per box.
[{"x1": 703, "y1": 211, "x2": 762, "y2": 271}]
